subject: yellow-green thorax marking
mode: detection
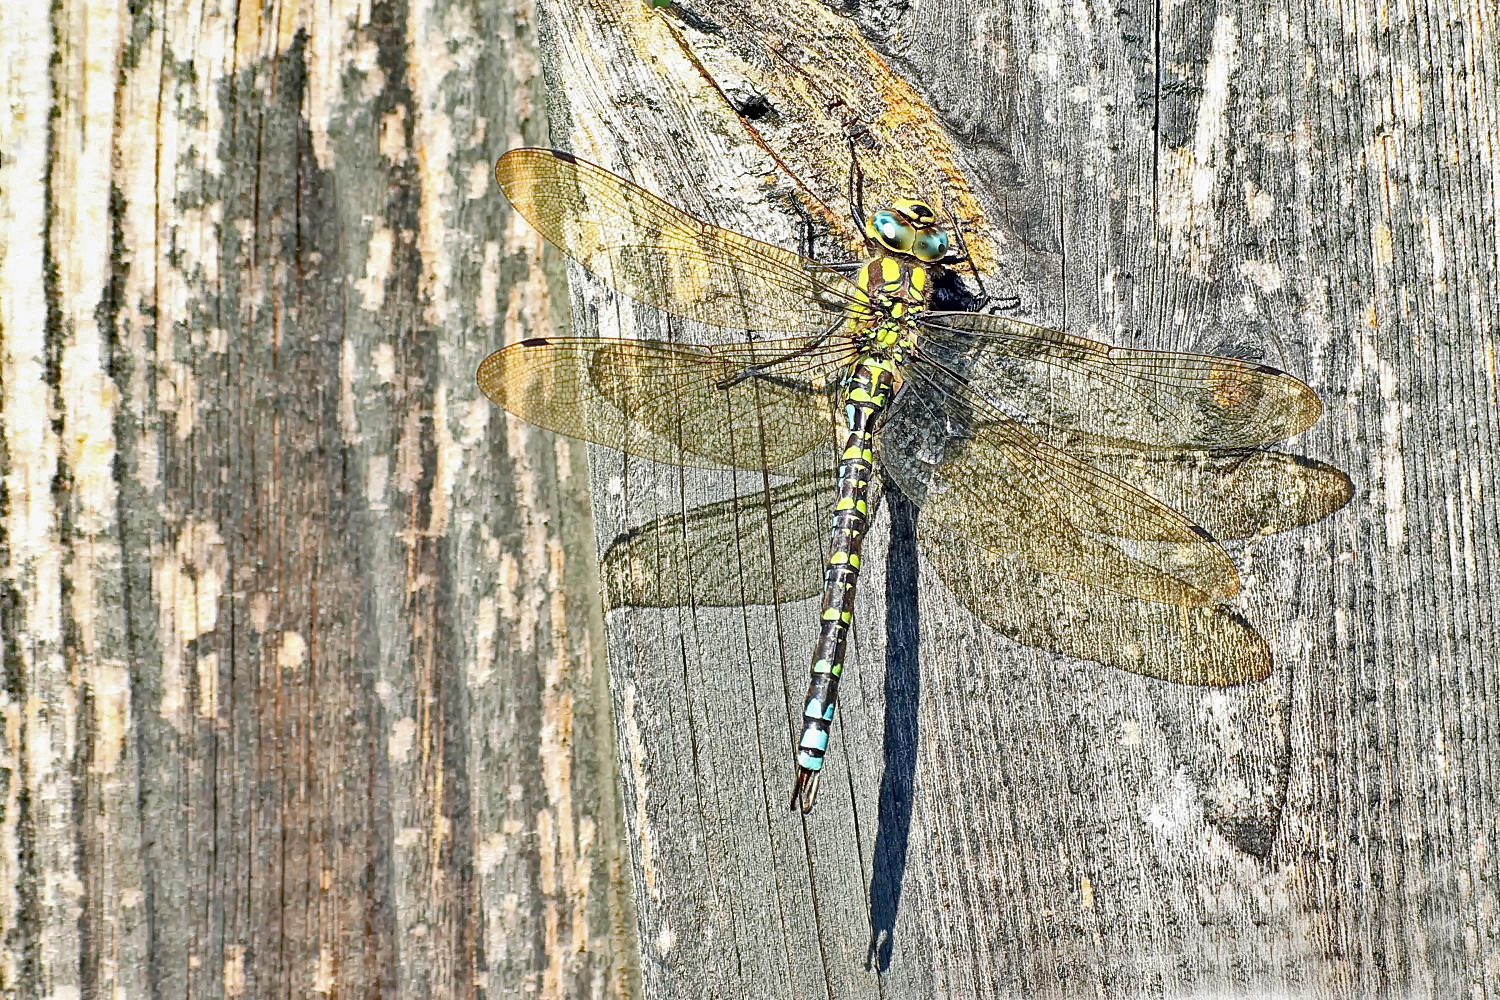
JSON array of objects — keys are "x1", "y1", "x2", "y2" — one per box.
[{"x1": 791, "y1": 201, "x2": 946, "y2": 812}]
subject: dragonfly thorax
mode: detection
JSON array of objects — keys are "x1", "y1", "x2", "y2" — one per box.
[{"x1": 848, "y1": 255, "x2": 929, "y2": 362}]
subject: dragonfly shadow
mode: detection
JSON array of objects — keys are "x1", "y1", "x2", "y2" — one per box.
[{"x1": 867, "y1": 480, "x2": 920, "y2": 972}]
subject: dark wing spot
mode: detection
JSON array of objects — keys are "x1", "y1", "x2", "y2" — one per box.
[
  {"x1": 1255, "y1": 364, "x2": 1286, "y2": 375},
  {"x1": 552, "y1": 150, "x2": 577, "y2": 165},
  {"x1": 1191, "y1": 525, "x2": 1217, "y2": 541},
  {"x1": 519, "y1": 337, "x2": 550, "y2": 347}
]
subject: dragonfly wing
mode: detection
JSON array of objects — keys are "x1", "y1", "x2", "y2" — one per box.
[
  {"x1": 916, "y1": 312, "x2": 1323, "y2": 449},
  {"x1": 924, "y1": 535, "x2": 1270, "y2": 684},
  {"x1": 879, "y1": 363, "x2": 1240, "y2": 606},
  {"x1": 1070, "y1": 447, "x2": 1353, "y2": 541},
  {"x1": 497, "y1": 148, "x2": 864, "y2": 333},
  {"x1": 477, "y1": 335, "x2": 845, "y2": 469},
  {"x1": 601, "y1": 472, "x2": 839, "y2": 610}
]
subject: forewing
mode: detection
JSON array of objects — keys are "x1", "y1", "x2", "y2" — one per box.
[
  {"x1": 879, "y1": 363, "x2": 1240, "y2": 606},
  {"x1": 477, "y1": 335, "x2": 846, "y2": 469},
  {"x1": 917, "y1": 312, "x2": 1323, "y2": 449},
  {"x1": 497, "y1": 148, "x2": 863, "y2": 333}
]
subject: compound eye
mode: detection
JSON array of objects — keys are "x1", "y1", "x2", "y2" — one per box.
[
  {"x1": 912, "y1": 230, "x2": 949, "y2": 262},
  {"x1": 868, "y1": 210, "x2": 916, "y2": 252}
]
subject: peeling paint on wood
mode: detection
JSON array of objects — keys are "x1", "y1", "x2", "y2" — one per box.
[
  {"x1": 0, "y1": 0, "x2": 637, "y2": 996},
  {"x1": 523, "y1": 0, "x2": 1500, "y2": 995}
]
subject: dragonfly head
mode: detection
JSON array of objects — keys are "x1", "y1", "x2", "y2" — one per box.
[{"x1": 865, "y1": 198, "x2": 950, "y2": 263}]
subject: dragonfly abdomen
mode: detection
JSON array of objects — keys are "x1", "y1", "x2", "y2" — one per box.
[{"x1": 792, "y1": 355, "x2": 895, "y2": 812}]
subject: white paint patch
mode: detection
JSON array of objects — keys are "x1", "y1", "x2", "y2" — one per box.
[
  {"x1": 88, "y1": 661, "x2": 131, "y2": 775},
  {"x1": 1, "y1": 0, "x2": 62, "y2": 740},
  {"x1": 224, "y1": 944, "x2": 246, "y2": 997},
  {"x1": 478, "y1": 241, "x2": 501, "y2": 329},
  {"x1": 352, "y1": 37, "x2": 386, "y2": 103},
  {"x1": 389, "y1": 716, "x2": 417, "y2": 762},
  {"x1": 554, "y1": 438, "x2": 575, "y2": 484},
  {"x1": 394, "y1": 408, "x2": 423, "y2": 494},
  {"x1": 1379, "y1": 357, "x2": 1408, "y2": 548},
  {"x1": 621, "y1": 684, "x2": 660, "y2": 899},
  {"x1": 152, "y1": 520, "x2": 225, "y2": 732},
  {"x1": 339, "y1": 338, "x2": 361, "y2": 445},
  {"x1": 379, "y1": 107, "x2": 408, "y2": 163},
  {"x1": 467, "y1": 160, "x2": 492, "y2": 200},
  {"x1": 462, "y1": 396, "x2": 490, "y2": 460},
  {"x1": 478, "y1": 833, "x2": 507, "y2": 874},
  {"x1": 278, "y1": 631, "x2": 308, "y2": 673},
  {"x1": 373, "y1": 343, "x2": 396, "y2": 384},
  {"x1": 1239, "y1": 259, "x2": 1285, "y2": 293},
  {"x1": 471, "y1": 594, "x2": 497, "y2": 687},
  {"x1": 1244, "y1": 180, "x2": 1274, "y2": 225},
  {"x1": 356, "y1": 224, "x2": 394, "y2": 312},
  {"x1": 304, "y1": 0, "x2": 367, "y2": 170},
  {"x1": 1372, "y1": 222, "x2": 1395, "y2": 267},
  {"x1": 1353, "y1": 304, "x2": 1407, "y2": 549},
  {"x1": 1425, "y1": 215, "x2": 1447, "y2": 293},
  {"x1": 312, "y1": 946, "x2": 335, "y2": 994},
  {"x1": 1141, "y1": 769, "x2": 1197, "y2": 839},
  {"x1": 496, "y1": 552, "x2": 522, "y2": 651},
  {"x1": 407, "y1": 0, "x2": 483, "y2": 328},
  {"x1": 1431, "y1": 726, "x2": 1449, "y2": 779},
  {"x1": 249, "y1": 593, "x2": 272, "y2": 634},
  {"x1": 197, "y1": 652, "x2": 219, "y2": 719},
  {"x1": 1157, "y1": 14, "x2": 1239, "y2": 277},
  {"x1": 504, "y1": 207, "x2": 545, "y2": 259},
  {"x1": 175, "y1": 525, "x2": 224, "y2": 635},
  {"x1": 430, "y1": 386, "x2": 456, "y2": 534}
]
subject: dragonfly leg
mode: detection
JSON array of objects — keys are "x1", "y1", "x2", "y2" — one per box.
[
  {"x1": 846, "y1": 135, "x2": 872, "y2": 244},
  {"x1": 789, "y1": 189, "x2": 865, "y2": 273},
  {"x1": 940, "y1": 216, "x2": 1008, "y2": 312},
  {"x1": 790, "y1": 196, "x2": 831, "y2": 264},
  {"x1": 714, "y1": 321, "x2": 844, "y2": 390}
]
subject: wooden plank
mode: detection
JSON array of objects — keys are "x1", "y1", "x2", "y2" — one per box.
[
  {"x1": 527, "y1": 0, "x2": 1500, "y2": 994},
  {"x1": 0, "y1": 0, "x2": 636, "y2": 995}
]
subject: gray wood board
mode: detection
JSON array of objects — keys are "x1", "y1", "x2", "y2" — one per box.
[
  {"x1": 0, "y1": 0, "x2": 636, "y2": 996},
  {"x1": 531, "y1": 0, "x2": 1499, "y2": 995}
]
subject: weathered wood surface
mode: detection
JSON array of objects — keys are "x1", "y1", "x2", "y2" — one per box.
[
  {"x1": 530, "y1": 0, "x2": 1499, "y2": 995},
  {"x1": 0, "y1": 0, "x2": 636, "y2": 996}
]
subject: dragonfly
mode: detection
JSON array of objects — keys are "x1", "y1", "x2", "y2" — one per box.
[{"x1": 477, "y1": 147, "x2": 1325, "y2": 812}]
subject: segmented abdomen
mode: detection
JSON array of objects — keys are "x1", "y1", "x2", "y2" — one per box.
[{"x1": 794, "y1": 355, "x2": 894, "y2": 792}]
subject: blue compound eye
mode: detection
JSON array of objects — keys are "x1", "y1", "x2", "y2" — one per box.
[
  {"x1": 912, "y1": 230, "x2": 949, "y2": 262},
  {"x1": 868, "y1": 211, "x2": 916, "y2": 252}
]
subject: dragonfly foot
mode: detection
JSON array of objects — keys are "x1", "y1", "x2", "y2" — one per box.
[{"x1": 790, "y1": 768, "x2": 821, "y2": 813}]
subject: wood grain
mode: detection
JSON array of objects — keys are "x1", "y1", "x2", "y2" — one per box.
[
  {"x1": 4, "y1": 0, "x2": 1496, "y2": 994},
  {"x1": 533, "y1": 0, "x2": 1499, "y2": 995},
  {"x1": 0, "y1": 0, "x2": 636, "y2": 996}
]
